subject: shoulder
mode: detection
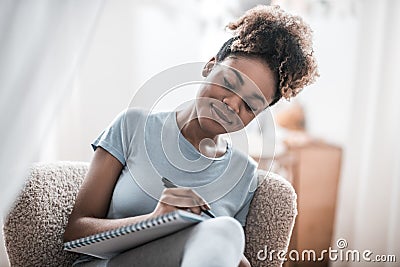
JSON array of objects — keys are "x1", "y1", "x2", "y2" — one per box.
[
  {"x1": 121, "y1": 109, "x2": 173, "y2": 136},
  {"x1": 124, "y1": 108, "x2": 148, "y2": 121},
  {"x1": 121, "y1": 108, "x2": 159, "y2": 128},
  {"x1": 230, "y1": 147, "x2": 257, "y2": 167},
  {"x1": 124, "y1": 108, "x2": 170, "y2": 123},
  {"x1": 229, "y1": 147, "x2": 258, "y2": 178}
]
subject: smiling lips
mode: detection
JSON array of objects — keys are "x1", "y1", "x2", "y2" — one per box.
[{"x1": 211, "y1": 103, "x2": 233, "y2": 124}]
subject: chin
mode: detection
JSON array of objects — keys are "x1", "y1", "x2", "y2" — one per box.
[
  {"x1": 199, "y1": 117, "x2": 243, "y2": 135},
  {"x1": 199, "y1": 117, "x2": 228, "y2": 135}
]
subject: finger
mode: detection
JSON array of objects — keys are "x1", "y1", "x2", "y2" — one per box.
[
  {"x1": 161, "y1": 194, "x2": 208, "y2": 210},
  {"x1": 166, "y1": 188, "x2": 209, "y2": 207},
  {"x1": 162, "y1": 188, "x2": 211, "y2": 210},
  {"x1": 157, "y1": 197, "x2": 180, "y2": 211},
  {"x1": 202, "y1": 203, "x2": 211, "y2": 210},
  {"x1": 160, "y1": 194, "x2": 200, "y2": 208},
  {"x1": 188, "y1": 206, "x2": 202, "y2": 215}
]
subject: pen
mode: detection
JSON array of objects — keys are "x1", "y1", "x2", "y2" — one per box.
[{"x1": 161, "y1": 177, "x2": 216, "y2": 218}]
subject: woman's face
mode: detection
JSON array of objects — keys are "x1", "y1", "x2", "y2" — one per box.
[{"x1": 195, "y1": 56, "x2": 276, "y2": 135}]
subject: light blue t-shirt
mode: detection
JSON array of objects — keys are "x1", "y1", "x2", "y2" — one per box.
[{"x1": 92, "y1": 108, "x2": 258, "y2": 226}]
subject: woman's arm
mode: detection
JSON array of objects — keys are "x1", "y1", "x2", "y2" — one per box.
[
  {"x1": 63, "y1": 147, "x2": 210, "y2": 242},
  {"x1": 63, "y1": 147, "x2": 150, "y2": 241}
]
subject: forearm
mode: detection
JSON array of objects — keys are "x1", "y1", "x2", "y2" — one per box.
[{"x1": 63, "y1": 213, "x2": 152, "y2": 242}]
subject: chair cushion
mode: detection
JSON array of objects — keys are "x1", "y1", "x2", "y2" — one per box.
[{"x1": 3, "y1": 162, "x2": 88, "y2": 267}]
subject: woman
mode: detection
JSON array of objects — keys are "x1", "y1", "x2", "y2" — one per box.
[{"x1": 64, "y1": 5, "x2": 318, "y2": 267}]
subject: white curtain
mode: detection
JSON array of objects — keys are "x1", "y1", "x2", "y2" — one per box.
[
  {"x1": 332, "y1": 0, "x2": 400, "y2": 266},
  {"x1": 0, "y1": 0, "x2": 104, "y2": 218}
]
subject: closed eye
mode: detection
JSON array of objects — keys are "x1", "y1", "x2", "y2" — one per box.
[
  {"x1": 223, "y1": 77, "x2": 257, "y2": 113},
  {"x1": 223, "y1": 77, "x2": 236, "y2": 91},
  {"x1": 244, "y1": 102, "x2": 257, "y2": 113}
]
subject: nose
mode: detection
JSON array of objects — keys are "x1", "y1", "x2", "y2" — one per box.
[{"x1": 222, "y1": 94, "x2": 242, "y2": 114}]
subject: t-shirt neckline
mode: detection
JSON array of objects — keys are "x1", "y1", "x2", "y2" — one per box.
[{"x1": 171, "y1": 111, "x2": 231, "y2": 161}]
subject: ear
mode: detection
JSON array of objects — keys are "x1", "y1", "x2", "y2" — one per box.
[{"x1": 202, "y1": 57, "x2": 217, "y2": 77}]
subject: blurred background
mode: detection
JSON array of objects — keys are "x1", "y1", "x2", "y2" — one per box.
[{"x1": 0, "y1": 0, "x2": 399, "y2": 266}]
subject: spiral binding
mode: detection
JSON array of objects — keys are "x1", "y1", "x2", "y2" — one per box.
[{"x1": 64, "y1": 211, "x2": 179, "y2": 250}]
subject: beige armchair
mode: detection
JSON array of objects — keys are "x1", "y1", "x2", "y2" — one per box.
[{"x1": 3, "y1": 162, "x2": 297, "y2": 267}]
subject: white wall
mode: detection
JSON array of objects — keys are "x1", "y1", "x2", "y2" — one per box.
[
  {"x1": 271, "y1": 10, "x2": 358, "y2": 147},
  {"x1": 40, "y1": 1, "x2": 359, "y2": 163},
  {"x1": 39, "y1": 0, "x2": 230, "y2": 162},
  {"x1": 40, "y1": 0, "x2": 136, "y2": 162},
  {"x1": 296, "y1": 15, "x2": 358, "y2": 146}
]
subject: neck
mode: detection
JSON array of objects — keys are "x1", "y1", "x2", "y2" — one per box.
[{"x1": 176, "y1": 106, "x2": 226, "y2": 158}]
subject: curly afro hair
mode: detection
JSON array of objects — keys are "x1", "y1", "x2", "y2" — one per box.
[{"x1": 216, "y1": 5, "x2": 319, "y2": 106}]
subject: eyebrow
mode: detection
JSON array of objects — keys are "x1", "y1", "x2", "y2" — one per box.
[
  {"x1": 250, "y1": 93, "x2": 266, "y2": 106},
  {"x1": 228, "y1": 68, "x2": 244, "y2": 85}
]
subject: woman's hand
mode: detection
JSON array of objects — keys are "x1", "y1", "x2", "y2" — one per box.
[
  {"x1": 150, "y1": 187, "x2": 211, "y2": 217},
  {"x1": 238, "y1": 254, "x2": 251, "y2": 267}
]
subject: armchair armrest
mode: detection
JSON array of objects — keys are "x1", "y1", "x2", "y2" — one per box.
[{"x1": 244, "y1": 170, "x2": 297, "y2": 267}]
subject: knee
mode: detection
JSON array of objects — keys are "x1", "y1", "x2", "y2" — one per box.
[
  {"x1": 181, "y1": 217, "x2": 245, "y2": 267},
  {"x1": 199, "y1": 216, "x2": 245, "y2": 248}
]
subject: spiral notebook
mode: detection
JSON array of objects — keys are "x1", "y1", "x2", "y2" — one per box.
[{"x1": 63, "y1": 210, "x2": 204, "y2": 259}]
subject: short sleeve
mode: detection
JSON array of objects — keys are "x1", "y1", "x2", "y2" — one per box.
[
  {"x1": 234, "y1": 172, "x2": 258, "y2": 226},
  {"x1": 91, "y1": 110, "x2": 128, "y2": 165}
]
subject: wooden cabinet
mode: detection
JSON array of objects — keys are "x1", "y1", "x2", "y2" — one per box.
[{"x1": 253, "y1": 141, "x2": 342, "y2": 267}]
